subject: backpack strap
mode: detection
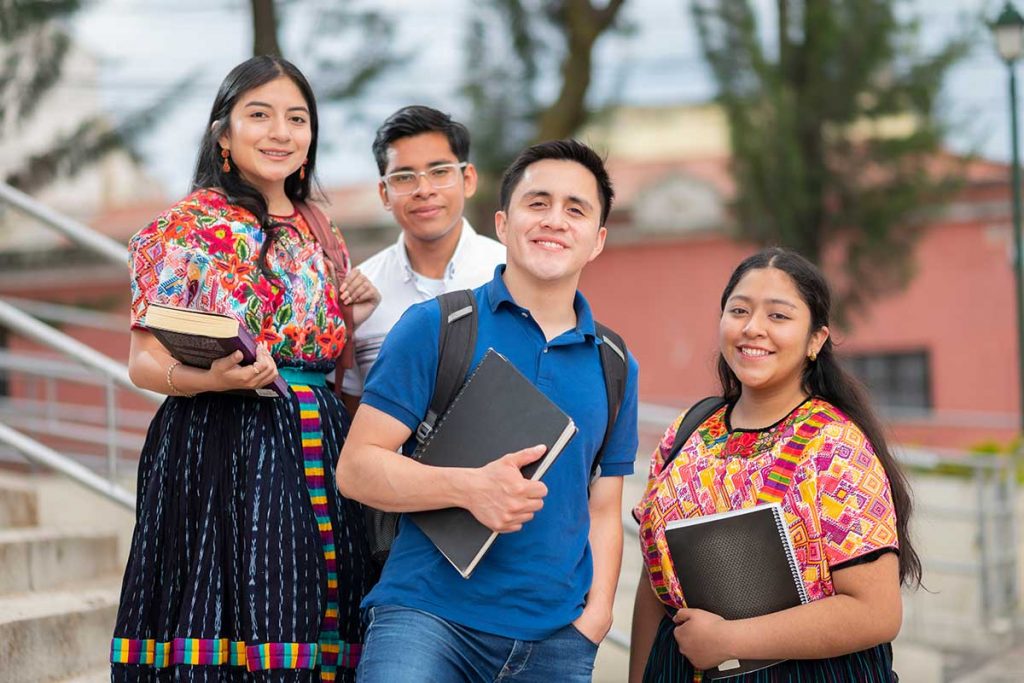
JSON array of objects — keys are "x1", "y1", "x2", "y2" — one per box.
[
  {"x1": 294, "y1": 200, "x2": 356, "y2": 380},
  {"x1": 415, "y1": 289, "x2": 477, "y2": 445},
  {"x1": 665, "y1": 396, "x2": 728, "y2": 467},
  {"x1": 591, "y1": 322, "x2": 628, "y2": 481}
]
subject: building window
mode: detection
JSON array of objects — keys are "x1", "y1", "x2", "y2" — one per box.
[{"x1": 843, "y1": 350, "x2": 931, "y2": 412}]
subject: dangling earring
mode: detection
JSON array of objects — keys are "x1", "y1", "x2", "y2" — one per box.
[
  {"x1": 299, "y1": 158, "x2": 307, "y2": 181},
  {"x1": 221, "y1": 148, "x2": 231, "y2": 173},
  {"x1": 808, "y1": 350, "x2": 818, "y2": 362}
]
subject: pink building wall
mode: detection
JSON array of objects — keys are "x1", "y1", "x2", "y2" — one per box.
[{"x1": 580, "y1": 217, "x2": 1017, "y2": 449}]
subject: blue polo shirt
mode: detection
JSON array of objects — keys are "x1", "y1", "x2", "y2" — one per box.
[{"x1": 360, "y1": 266, "x2": 639, "y2": 640}]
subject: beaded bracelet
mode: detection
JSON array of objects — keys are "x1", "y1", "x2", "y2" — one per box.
[{"x1": 166, "y1": 361, "x2": 195, "y2": 398}]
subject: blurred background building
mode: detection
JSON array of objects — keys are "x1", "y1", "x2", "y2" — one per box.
[{"x1": 0, "y1": 1, "x2": 1021, "y2": 681}]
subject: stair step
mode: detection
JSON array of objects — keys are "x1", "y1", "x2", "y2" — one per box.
[
  {"x1": 0, "y1": 581, "x2": 119, "y2": 682},
  {"x1": 54, "y1": 666, "x2": 111, "y2": 682},
  {"x1": 0, "y1": 528, "x2": 119, "y2": 595},
  {"x1": 0, "y1": 483, "x2": 39, "y2": 528}
]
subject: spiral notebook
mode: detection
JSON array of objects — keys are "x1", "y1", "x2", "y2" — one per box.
[
  {"x1": 408, "y1": 349, "x2": 577, "y2": 578},
  {"x1": 665, "y1": 502, "x2": 808, "y2": 679}
]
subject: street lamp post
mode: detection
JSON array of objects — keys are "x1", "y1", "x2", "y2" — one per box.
[{"x1": 993, "y1": 2, "x2": 1024, "y2": 433}]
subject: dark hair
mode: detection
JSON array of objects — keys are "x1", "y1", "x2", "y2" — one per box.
[
  {"x1": 499, "y1": 139, "x2": 614, "y2": 226},
  {"x1": 718, "y1": 247, "x2": 922, "y2": 589},
  {"x1": 371, "y1": 105, "x2": 470, "y2": 175},
  {"x1": 191, "y1": 55, "x2": 319, "y2": 281}
]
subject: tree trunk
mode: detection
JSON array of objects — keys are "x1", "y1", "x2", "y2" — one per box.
[
  {"x1": 250, "y1": 0, "x2": 282, "y2": 57},
  {"x1": 533, "y1": 0, "x2": 626, "y2": 142}
]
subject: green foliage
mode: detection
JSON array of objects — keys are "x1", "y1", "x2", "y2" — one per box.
[
  {"x1": 691, "y1": 0, "x2": 973, "y2": 321},
  {"x1": 0, "y1": 1, "x2": 79, "y2": 131},
  {"x1": 910, "y1": 437, "x2": 1023, "y2": 481},
  {"x1": 460, "y1": 0, "x2": 629, "y2": 230},
  {"x1": 4, "y1": 72, "x2": 194, "y2": 191},
  {"x1": 295, "y1": 2, "x2": 401, "y2": 105},
  {"x1": 0, "y1": 0, "x2": 189, "y2": 193}
]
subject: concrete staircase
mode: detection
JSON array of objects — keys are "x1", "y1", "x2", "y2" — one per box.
[{"x1": 0, "y1": 473, "x2": 130, "y2": 682}]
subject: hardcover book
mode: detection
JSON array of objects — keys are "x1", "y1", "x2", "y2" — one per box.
[
  {"x1": 409, "y1": 349, "x2": 577, "y2": 578},
  {"x1": 144, "y1": 303, "x2": 288, "y2": 398},
  {"x1": 664, "y1": 502, "x2": 808, "y2": 679}
]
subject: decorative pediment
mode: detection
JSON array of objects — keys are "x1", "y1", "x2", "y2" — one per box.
[{"x1": 632, "y1": 174, "x2": 724, "y2": 234}]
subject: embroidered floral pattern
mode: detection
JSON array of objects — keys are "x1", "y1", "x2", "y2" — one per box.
[{"x1": 129, "y1": 189, "x2": 349, "y2": 365}]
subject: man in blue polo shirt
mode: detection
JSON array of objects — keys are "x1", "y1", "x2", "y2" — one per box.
[{"x1": 337, "y1": 139, "x2": 639, "y2": 682}]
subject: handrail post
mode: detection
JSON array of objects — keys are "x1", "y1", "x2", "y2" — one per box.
[
  {"x1": 0, "y1": 182, "x2": 127, "y2": 265},
  {"x1": 45, "y1": 376, "x2": 57, "y2": 428},
  {"x1": 106, "y1": 376, "x2": 118, "y2": 480}
]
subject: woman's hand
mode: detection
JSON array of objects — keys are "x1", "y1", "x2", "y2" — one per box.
[
  {"x1": 340, "y1": 268, "x2": 381, "y2": 327},
  {"x1": 207, "y1": 342, "x2": 279, "y2": 392},
  {"x1": 672, "y1": 608, "x2": 734, "y2": 670}
]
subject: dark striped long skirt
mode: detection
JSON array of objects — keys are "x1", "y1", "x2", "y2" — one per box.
[
  {"x1": 643, "y1": 617, "x2": 897, "y2": 682},
  {"x1": 110, "y1": 383, "x2": 377, "y2": 682}
]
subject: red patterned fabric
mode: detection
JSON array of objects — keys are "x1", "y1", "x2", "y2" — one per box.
[{"x1": 128, "y1": 189, "x2": 350, "y2": 365}]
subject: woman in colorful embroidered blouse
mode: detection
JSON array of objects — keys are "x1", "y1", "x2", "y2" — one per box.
[
  {"x1": 630, "y1": 248, "x2": 921, "y2": 682},
  {"x1": 111, "y1": 57, "x2": 380, "y2": 682}
]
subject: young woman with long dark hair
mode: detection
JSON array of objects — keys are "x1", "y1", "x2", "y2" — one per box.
[
  {"x1": 110, "y1": 56, "x2": 380, "y2": 682},
  {"x1": 630, "y1": 247, "x2": 921, "y2": 682}
]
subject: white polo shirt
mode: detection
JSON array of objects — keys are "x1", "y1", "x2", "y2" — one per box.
[{"x1": 341, "y1": 219, "x2": 506, "y2": 397}]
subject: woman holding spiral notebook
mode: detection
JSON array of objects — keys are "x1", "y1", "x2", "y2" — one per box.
[
  {"x1": 110, "y1": 56, "x2": 380, "y2": 681},
  {"x1": 630, "y1": 248, "x2": 921, "y2": 682}
]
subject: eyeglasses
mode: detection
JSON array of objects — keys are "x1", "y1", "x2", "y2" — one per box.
[{"x1": 382, "y1": 162, "x2": 468, "y2": 195}]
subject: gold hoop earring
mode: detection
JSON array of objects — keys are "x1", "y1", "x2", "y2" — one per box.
[
  {"x1": 299, "y1": 158, "x2": 307, "y2": 181},
  {"x1": 221, "y1": 148, "x2": 231, "y2": 173},
  {"x1": 808, "y1": 350, "x2": 818, "y2": 362}
]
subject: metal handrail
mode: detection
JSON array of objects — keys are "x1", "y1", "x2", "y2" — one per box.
[
  {"x1": 1, "y1": 296, "x2": 127, "y2": 332},
  {"x1": 0, "y1": 396, "x2": 154, "y2": 431},
  {"x1": 0, "y1": 299, "x2": 161, "y2": 405},
  {"x1": 0, "y1": 182, "x2": 127, "y2": 265},
  {"x1": 0, "y1": 422, "x2": 134, "y2": 509}
]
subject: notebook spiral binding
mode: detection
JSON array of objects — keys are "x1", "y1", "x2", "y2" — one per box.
[
  {"x1": 771, "y1": 503, "x2": 810, "y2": 605},
  {"x1": 412, "y1": 349, "x2": 497, "y2": 460}
]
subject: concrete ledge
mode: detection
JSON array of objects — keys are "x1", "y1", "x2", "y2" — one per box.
[
  {"x1": 0, "y1": 528, "x2": 118, "y2": 595},
  {"x1": 0, "y1": 484, "x2": 38, "y2": 529},
  {"x1": 0, "y1": 582, "x2": 118, "y2": 682}
]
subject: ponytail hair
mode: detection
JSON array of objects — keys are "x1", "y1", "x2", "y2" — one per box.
[{"x1": 717, "y1": 248, "x2": 922, "y2": 588}]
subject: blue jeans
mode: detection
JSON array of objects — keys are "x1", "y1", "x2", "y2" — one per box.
[{"x1": 356, "y1": 604, "x2": 599, "y2": 682}]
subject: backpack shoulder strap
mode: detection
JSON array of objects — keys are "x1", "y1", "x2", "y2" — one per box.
[
  {"x1": 294, "y1": 200, "x2": 355, "y2": 378},
  {"x1": 415, "y1": 289, "x2": 477, "y2": 445},
  {"x1": 665, "y1": 396, "x2": 728, "y2": 467},
  {"x1": 591, "y1": 321, "x2": 628, "y2": 481}
]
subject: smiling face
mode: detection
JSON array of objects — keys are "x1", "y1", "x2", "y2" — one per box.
[
  {"x1": 719, "y1": 267, "x2": 829, "y2": 400},
  {"x1": 378, "y1": 131, "x2": 477, "y2": 245},
  {"x1": 218, "y1": 76, "x2": 311, "y2": 199},
  {"x1": 495, "y1": 158, "x2": 606, "y2": 286}
]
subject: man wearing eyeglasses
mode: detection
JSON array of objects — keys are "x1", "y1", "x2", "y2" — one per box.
[{"x1": 340, "y1": 105, "x2": 505, "y2": 414}]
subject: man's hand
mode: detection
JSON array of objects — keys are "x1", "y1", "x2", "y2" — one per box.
[
  {"x1": 464, "y1": 445, "x2": 548, "y2": 533},
  {"x1": 573, "y1": 604, "x2": 613, "y2": 646}
]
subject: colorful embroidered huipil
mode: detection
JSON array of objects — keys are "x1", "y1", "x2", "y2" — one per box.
[
  {"x1": 634, "y1": 398, "x2": 901, "y2": 682},
  {"x1": 112, "y1": 190, "x2": 377, "y2": 682}
]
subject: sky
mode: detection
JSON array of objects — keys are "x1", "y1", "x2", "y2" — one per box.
[{"x1": 71, "y1": 0, "x2": 1012, "y2": 198}]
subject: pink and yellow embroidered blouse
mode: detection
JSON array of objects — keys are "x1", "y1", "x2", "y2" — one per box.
[
  {"x1": 129, "y1": 189, "x2": 349, "y2": 366},
  {"x1": 634, "y1": 398, "x2": 899, "y2": 610}
]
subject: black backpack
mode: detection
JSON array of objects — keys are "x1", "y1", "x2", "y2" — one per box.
[
  {"x1": 665, "y1": 396, "x2": 728, "y2": 466},
  {"x1": 365, "y1": 289, "x2": 630, "y2": 567}
]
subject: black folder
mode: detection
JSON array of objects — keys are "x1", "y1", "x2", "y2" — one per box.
[
  {"x1": 409, "y1": 349, "x2": 577, "y2": 578},
  {"x1": 665, "y1": 503, "x2": 808, "y2": 678}
]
